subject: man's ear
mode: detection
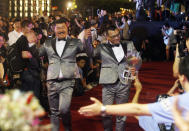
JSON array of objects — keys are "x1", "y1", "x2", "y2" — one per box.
[{"x1": 180, "y1": 74, "x2": 188, "y2": 85}]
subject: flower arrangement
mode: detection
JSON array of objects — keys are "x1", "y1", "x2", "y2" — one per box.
[{"x1": 0, "y1": 90, "x2": 48, "y2": 131}]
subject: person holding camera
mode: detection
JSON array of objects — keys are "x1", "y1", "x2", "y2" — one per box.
[
  {"x1": 173, "y1": 30, "x2": 189, "y2": 78},
  {"x1": 162, "y1": 23, "x2": 177, "y2": 61}
]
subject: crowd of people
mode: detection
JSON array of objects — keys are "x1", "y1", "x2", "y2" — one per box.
[{"x1": 0, "y1": 2, "x2": 189, "y2": 130}]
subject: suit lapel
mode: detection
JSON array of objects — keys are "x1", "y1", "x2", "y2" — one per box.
[
  {"x1": 119, "y1": 42, "x2": 128, "y2": 63},
  {"x1": 121, "y1": 42, "x2": 127, "y2": 56},
  {"x1": 104, "y1": 43, "x2": 118, "y2": 62},
  {"x1": 51, "y1": 38, "x2": 59, "y2": 57},
  {"x1": 61, "y1": 37, "x2": 71, "y2": 57}
]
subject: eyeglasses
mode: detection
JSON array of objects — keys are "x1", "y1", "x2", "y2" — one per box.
[{"x1": 109, "y1": 33, "x2": 120, "y2": 39}]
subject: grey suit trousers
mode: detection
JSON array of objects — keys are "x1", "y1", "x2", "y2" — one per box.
[
  {"x1": 102, "y1": 80, "x2": 130, "y2": 131},
  {"x1": 47, "y1": 79, "x2": 75, "y2": 131}
]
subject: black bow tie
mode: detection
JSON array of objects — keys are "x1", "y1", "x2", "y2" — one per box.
[
  {"x1": 58, "y1": 38, "x2": 66, "y2": 41},
  {"x1": 110, "y1": 44, "x2": 120, "y2": 48}
]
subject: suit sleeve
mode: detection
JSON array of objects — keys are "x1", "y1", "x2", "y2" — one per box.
[
  {"x1": 77, "y1": 38, "x2": 93, "y2": 58},
  {"x1": 130, "y1": 41, "x2": 142, "y2": 70},
  {"x1": 38, "y1": 42, "x2": 47, "y2": 57},
  {"x1": 93, "y1": 44, "x2": 101, "y2": 59}
]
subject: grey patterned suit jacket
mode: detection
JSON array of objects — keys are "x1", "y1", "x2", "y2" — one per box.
[
  {"x1": 39, "y1": 37, "x2": 86, "y2": 80},
  {"x1": 94, "y1": 41, "x2": 142, "y2": 85}
]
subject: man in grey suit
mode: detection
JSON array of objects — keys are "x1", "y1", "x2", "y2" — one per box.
[
  {"x1": 93, "y1": 25, "x2": 142, "y2": 131},
  {"x1": 39, "y1": 18, "x2": 91, "y2": 131}
]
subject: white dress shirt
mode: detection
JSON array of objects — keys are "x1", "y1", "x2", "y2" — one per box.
[
  {"x1": 91, "y1": 27, "x2": 97, "y2": 42},
  {"x1": 56, "y1": 39, "x2": 66, "y2": 79},
  {"x1": 8, "y1": 30, "x2": 23, "y2": 46},
  {"x1": 78, "y1": 30, "x2": 85, "y2": 43},
  {"x1": 112, "y1": 44, "x2": 125, "y2": 63}
]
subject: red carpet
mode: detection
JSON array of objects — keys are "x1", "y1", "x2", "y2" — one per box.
[{"x1": 42, "y1": 61, "x2": 175, "y2": 131}]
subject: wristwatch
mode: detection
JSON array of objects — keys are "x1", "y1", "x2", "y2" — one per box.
[{"x1": 101, "y1": 105, "x2": 106, "y2": 116}]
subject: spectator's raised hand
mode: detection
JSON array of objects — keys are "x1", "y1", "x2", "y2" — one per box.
[
  {"x1": 92, "y1": 40, "x2": 99, "y2": 48},
  {"x1": 79, "y1": 97, "x2": 102, "y2": 117}
]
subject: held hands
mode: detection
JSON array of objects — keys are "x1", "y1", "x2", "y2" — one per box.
[
  {"x1": 22, "y1": 51, "x2": 32, "y2": 59},
  {"x1": 78, "y1": 97, "x2": 102, "y2": 117}
]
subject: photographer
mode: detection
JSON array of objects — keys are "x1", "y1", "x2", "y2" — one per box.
[
  {"x1": 79, "y1": 55, "x2": 189, "y2": 131},
  {"x1": 173, "y1": 29, "x2": 189, "y2": 78}
]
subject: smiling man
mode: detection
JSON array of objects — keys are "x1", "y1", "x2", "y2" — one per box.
[
  {"x1": 39, "y1": 18, "x2": 91, "y2": 131},
  {"x1": 88, "y1": 25, "x2": 142, "y2": 131}
]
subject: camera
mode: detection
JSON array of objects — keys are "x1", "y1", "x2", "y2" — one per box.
[{"x1": 156, "y1": 94, "x2": 170, "y2": 102}]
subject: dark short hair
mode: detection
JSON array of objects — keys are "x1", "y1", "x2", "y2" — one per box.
[
  {"x1": 33, "y1": 28, "x2": 43, "y2": 35},
  {"x1": 106, "y1": 24, "x2": 117, "y2": 36},
  {"x1": 21, "y1": 19, "x2": 32, "y2": 28},
  {"x1": 179, "y1": 55, "x2": 189, "y2": 80},
  {"x1": 76, "y1": 56, "x2": 87, "y2": 62},
  {"x1": 13, "y1": 18, "x2": 21, "y2": 24},
  {"x1": 164, "y1": 22, "x2": 170, "y2": 28},
  {"x1": 123, "y1": 15, "x2": 128, "y2": 21},
  {"x1": 83, "y1": 22, "x2": 91, "y2": 29},
  {"x1": 55, "y1": 17, "x2": 68, "y2": 25}
]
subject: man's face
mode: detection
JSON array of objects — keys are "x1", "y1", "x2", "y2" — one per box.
[
  {"x1": 26, "y1": 32, "x2": 37, "y2": 44},
  {"x1": 13, "y1": 21, "x2": 21, "y2": 32},
  {"x1": 55, "y1": 23, "x2": 68, "y2": 39},
  {"x1": 107, "y1": 29, "x2": 120, "y2": 44},
  {"x1": 22, "y1": 23, "x2": 33, "y2": 34},
  {"x1": 55, "y1": 16, "x2": 61, "y2": 20},
  {"x1": 77, "y1": 59, "x2": 86, "y2": 68},
  {"x1": 104, "y1": 10, "x2": 107, "y2": 15}
]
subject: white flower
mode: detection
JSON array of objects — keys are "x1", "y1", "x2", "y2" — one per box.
[{"x1": 0, "y1": 90, "x2": 46, "y2": 131}]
